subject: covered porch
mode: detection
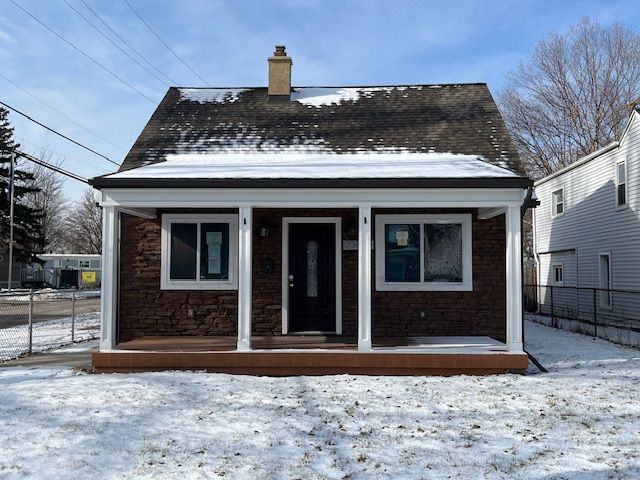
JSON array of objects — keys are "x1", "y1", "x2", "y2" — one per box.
[{"x1": 95, "y1": 185, "x2": 528, "y2": 375}]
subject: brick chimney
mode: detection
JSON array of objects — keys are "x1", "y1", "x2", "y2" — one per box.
[{"x1": 268, "y1": 45, "x2": 292, "y2": 101}]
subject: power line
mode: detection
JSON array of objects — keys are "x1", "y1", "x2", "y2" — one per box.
[
  {"x1": 0, "y1": 100, "x2": 120, "y2": 167},
  {"x1": 123, "y1": 0, "x2": 210, "y2": 86},
  {"x1": 63, "y1": 0, "x2": 170, "y2": 87},
  {"x1": 8, "y1": 0, "x2": 157, "y2": 104},
  {"x1": 0, "y1": 72, "x2": 126, "y2": 152},
  {"x1": 79, "y1": 0, "x2": 179, "y2": 86},
  {"x1": 16, "y1": 136, "x2": 112, "y2": 172},
  {"x1": 11, "y1": 148, "x2": 89, "y2": 184}
]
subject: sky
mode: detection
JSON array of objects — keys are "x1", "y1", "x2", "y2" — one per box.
[{"x1": 1, "y1": 0, "x2": 639, "y2": 201}]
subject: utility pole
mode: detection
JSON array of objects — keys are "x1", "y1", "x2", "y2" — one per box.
[{"x1": 7, "y1": 152, "x2": 15, "y2": 292}]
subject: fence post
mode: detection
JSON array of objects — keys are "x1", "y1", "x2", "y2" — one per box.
[
  {"x1": 593, "y1": 288, "x2": 598, "y2": 337},
  {"x1": 71, "y1": 290, "x2": 76, "y2": 343},
  {"x1": 28, "y1": 289, "x2": 33, "y2": 354},
  {"x1": 550, "y1": 285, "x2": 555, "y2": 328}
]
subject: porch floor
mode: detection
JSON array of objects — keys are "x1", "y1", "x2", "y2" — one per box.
[
  {"x1": 93, "y1": 335, "x2": 526, "y2": 375},
  {"x1": 115, "y1": 335, "x2": 508, "y2": 354}
]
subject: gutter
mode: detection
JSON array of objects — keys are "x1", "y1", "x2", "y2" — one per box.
[
  {"x1": 520, "y1": 186, "x2": 547, "y2": 373},
  {"x1": 89, "y1": 176, "x2": 534, "y2": 190}
]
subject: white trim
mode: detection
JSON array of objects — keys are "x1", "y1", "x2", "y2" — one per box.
[
  {"x1": 551, "y1": 186, "x2": 565, "y2": 217},
  {"x1": 99, "y1": 206, "x2": 119, "y2": 351},
  {"x1": 160, "y1": 213, "x2": 239, "y2": 290},
  {"x1": 477, "y1": 207, "x2": 506, "y2": 220},
  {"x1": 552, "y1": 263, "x2": 564, "y2": 286},
  {"x1": 374, "y1": 213, "x2": 473, "y2": 291},
  {"x1": 117, "y1": 207, "x2": 156, "y2": 219},
  {"x1": 237, "y1": 206, "x2": 253, "y2": 351},
  {"x1": 505, "y1": 206, "x2": 523, "y2": 352},
  {"x1": 281, "y1": 217, "x2": 342, "y2": 335},
  {"x1": 615, "y1": 158, "x2": 628, "y2": 209},
  {"x1": 358, "y1": 207, "x2": 372, "y2": 351},
  {"x1": 100, "y1": 187, "x2": 525, "y2": 209},
  {"x1": 598, "y1": 252, "x2": 612, "y2": 310}
]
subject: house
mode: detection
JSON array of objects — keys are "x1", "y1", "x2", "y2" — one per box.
[
  {"x1": 533, "y1": 107, "x2": 640, "y2": 331},
  {"x1": 89, "y1": 45, "x2": 533, "y2": 375},
  {"x1": 21, "y1": 254, "x2": 102, "y2": 289}
]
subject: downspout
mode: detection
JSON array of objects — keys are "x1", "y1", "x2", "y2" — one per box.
[{"x1": 521, "y1": 185, "x2": 547, "y2": 373}]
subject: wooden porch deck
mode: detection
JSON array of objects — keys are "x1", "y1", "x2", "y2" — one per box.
[{"x1": 93, "y1": 335, "x2": 528, "y2": 375}]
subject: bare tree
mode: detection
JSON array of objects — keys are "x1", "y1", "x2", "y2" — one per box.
[
  {"x1": 64, "y1": 188, "x2": 102, "y2": 254},
  {"x1": 22, "y1": 149, "x2": 68, "y2": 253},
  {"x1": 500, "y1": 19, "x2": 640, "y2": 178}
]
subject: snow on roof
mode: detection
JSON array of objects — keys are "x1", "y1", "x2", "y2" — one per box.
[
  {"x1": 290, "y1": 86, "x2": 423, "y2": 107},
  {"x1": 179, "y1": 88, "x2": 250, "y2": 104},
  {"x1": 105, "y1": 151, "x2": 519, "y2": 180}
]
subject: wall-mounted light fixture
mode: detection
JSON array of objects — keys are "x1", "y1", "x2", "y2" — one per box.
[{"x1": 259, "y1": 224, "x2": 270, "y2": 238}]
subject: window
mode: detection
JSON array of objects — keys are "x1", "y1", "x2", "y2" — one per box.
[
  {"x1": 552, "y1": 264, "x2": 563, "y2": 286},
  {"x1": 161, "y1": 214, "x2": 238, "y2": 290},
  {"x1": 551, "y1": 188, "x2": 564, "y2": 216},
  {"x1": 375, "y1": 214, "x2": 472, "y2": 291},
  {"x1": 598, "y1": 253, "x2": 612, "y2": 309},
  {"x1": 616, "y1": 160, "x2": 627, "y2": 207}
]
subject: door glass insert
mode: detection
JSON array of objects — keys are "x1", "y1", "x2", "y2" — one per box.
[{"x1": 307, "y1": 240, "x2": 318, "y2": 297}]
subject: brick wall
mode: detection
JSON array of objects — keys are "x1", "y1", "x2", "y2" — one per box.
[
  {"x1": 118, "y1": 207, "x2": 506, "y2": 342},
  {"x1": 118, "y1": 211, "x2": 238, "y2": 342},
  {"x1": 371, "y1": 209, "x2": 506, "y2": 341}
]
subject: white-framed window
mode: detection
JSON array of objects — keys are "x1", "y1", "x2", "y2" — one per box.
[
  {"x1": 615, "y1": 159, "x2": 627, "y2": 207},
  {"x1": 161, "y1": 213, "x2": 238, "y2": 290},
  {"x1": 552, "y1": 263, "x2": 564, "y2": 286},
  {"x1": 551, "y1": 187, "x2": 564, "y2": 217},
  {"x1": 374, "y1": 214, "x2": 473, "y2": 291},
  {"x1": 598, "y1": 253, "x2": 612, "y2": 309}
]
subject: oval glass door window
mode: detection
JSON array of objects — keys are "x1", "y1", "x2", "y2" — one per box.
[{"x1": 307, "y1": 240, "x2": 318, "y2": 298}]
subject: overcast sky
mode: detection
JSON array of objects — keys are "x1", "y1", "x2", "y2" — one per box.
[{"x1": 1, "y1": 0, "x2": 639, "y2": 201}]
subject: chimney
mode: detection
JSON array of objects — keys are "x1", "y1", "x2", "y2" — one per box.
[{"x1": 268, "y1": 45, "x2": 292, "y2": 101}]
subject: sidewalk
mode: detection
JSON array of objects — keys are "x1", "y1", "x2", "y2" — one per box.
[{"x1": 0, "y1": 340, "x2": 98, "y2": 370}]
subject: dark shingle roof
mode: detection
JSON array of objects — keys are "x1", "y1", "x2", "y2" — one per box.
[{"x1": 117, "y1": 84, "x2": 525, "y2": 175}]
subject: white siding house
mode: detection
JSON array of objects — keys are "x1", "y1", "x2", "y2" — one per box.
[{"x1": 533, "y1": 108, "x2": 640, "y2": 325}]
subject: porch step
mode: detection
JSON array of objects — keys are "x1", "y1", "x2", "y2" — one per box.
[{"x1": 92, "y1": 350, "x2": 528, "y2": 375}]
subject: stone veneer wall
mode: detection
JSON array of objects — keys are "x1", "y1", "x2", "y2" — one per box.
[{"x1": 118, "y1": 208, "x2": 506, "y2": 342}]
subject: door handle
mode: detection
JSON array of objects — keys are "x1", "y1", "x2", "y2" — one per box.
[{"x1": 289, "y1": 283, "x2": 294, "y2": 287}]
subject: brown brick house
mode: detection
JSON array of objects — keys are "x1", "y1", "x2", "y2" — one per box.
[{"x1": 90, "y1": 46, "x2": 534, "y2": 374}]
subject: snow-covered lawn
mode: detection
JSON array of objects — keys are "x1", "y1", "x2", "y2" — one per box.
[
  {"x1": 1, "y1": 321, "x2": 639, "y2": 479},
  {"x1": 0, "y1": 312, "x2": 100, "y2": 362}
]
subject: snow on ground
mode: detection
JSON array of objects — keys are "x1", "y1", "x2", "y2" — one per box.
[
  {"x1": 0, "y1": 321, "x2": 639, "y2": 479},
  {"x1": 0, "y1": 312, "x2": 100, "y2": 362}
]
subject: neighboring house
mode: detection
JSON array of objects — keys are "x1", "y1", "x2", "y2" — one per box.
[
  {"x1": 22, "y1": 254, "x2": 102, "y2": 289},
  {"x1": 0, "y1": 248, "x2": 21, "y2": 290},
  {"x1": 533, "y1": 107, "x2": 640, "y2": 325},
  {"x1": 89, "y1": 45, "x2": 534, "y2": 374}
]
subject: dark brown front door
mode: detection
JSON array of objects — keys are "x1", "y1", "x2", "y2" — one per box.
[{"x1": 288, "y1": 223, "x2": 336, "y2": 332}]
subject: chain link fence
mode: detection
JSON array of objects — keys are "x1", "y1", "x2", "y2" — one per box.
[
  {"x1": 524, "y1": 284, "x2": 640, "y2": 348},
  {"x1": 0, "y1": 289, "x2": 100, "y2": 363}
]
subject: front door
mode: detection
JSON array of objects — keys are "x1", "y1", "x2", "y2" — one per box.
[{"x1": 288, "y1": 223, "x2": 337, "y2": 332}]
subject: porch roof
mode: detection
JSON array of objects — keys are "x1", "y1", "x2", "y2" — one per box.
[{"x1": 90, "y1": 150, "x2": 532, "y2": 189}]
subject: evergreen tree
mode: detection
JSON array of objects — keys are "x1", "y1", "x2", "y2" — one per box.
[{"x1": 0, "y1": 107, "x2": 45, "y2": 263}]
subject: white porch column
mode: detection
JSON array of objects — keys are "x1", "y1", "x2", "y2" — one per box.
[
  {"x1": 99, "y1": 206, "x2": 118, "y2": 351},
  {"x1": 358, "y1": 206, "x2": 372, "y2": 351},
  {"x1": 505, "y1": 205, "x2": 524, "y2": 352},
  {"x1": 237, "y1": 206, "x2": 253, "y2": 351}
]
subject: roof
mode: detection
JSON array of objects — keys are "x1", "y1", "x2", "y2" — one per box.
[
  {"x1": 91, "y1": 83, "x2": 529, "y2": 189},
  {"x1": 534, "y1": 108, "x2": 640, "y2": 187}
]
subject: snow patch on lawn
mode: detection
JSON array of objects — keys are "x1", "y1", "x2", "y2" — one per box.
[{"x1": 0, "y1": 321, "x2": 639, "y2": 479}]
